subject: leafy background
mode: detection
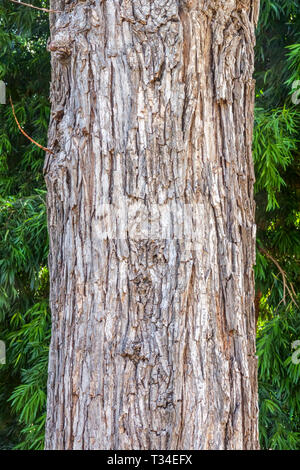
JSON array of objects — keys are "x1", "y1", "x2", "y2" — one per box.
[{"x1": 0, "y1": 0, "x2": 299, "y2": 450}]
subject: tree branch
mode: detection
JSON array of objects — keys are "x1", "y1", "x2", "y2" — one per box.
[
  {"x1": 9, "y1": 0, "x2": 62, "y2": 13},
  {"x1": 10, "y1": 96, "x2": 54, "y2": 155},
  {"x1": 259, "y1": 246, "x2": 299, "y2": 309}
]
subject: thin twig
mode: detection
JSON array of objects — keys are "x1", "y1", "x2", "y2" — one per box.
[
  {"x1": 9, "y1": 0, "x2": 62, "y2": 13},
  {"x1": 259, "y1": 246, "x2": 299, "y2": 309},
  {"x1": 289, "y1": 280, "x2": 298, "y2": 301},
  {"x1": 10, "y1": 96, "x2": 54, "y2": 154}
]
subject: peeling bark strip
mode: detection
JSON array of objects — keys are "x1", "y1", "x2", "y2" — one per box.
[{"x1": 45, "y1": 0, "x2": 260, "y2": 450}]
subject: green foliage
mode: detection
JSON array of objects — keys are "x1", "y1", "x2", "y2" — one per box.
[
  {"x1": 257, "y1": 307, "x2": 300, "y2": 450},
  {"x1": 2, "y1": 300, "x2": 50, "y2": 450},
  {"x1": 286, "y1": 43, "x2": 300, "y2": 87},
  {"x1": 253, "y1": 107, "x2": 298, "y2": 210},
  {"x1": 255, "y1": 0, "x2": 300, "y2": 107},
  {"x1": 0, "y1": 193, "x2": 50, "y2": 449},
  {"x1": 0, "y1": 0, "x2": 50, "y2": 450},
  {"x1": 254, "y1": 0, "x2": 300, "y2": 450}
]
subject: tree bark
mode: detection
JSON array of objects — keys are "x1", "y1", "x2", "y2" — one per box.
[{"x1": 44, "y1": 0, "x2": 260, "y2": 450}]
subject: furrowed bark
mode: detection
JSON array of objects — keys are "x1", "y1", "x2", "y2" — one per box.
[{"x1": 45, "y1": 0, "x2": 260, "y2": 450}]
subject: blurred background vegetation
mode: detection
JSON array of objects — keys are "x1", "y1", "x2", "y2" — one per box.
[{"x1": 0, "y1": 0, "x2": 299, "y2": 450}]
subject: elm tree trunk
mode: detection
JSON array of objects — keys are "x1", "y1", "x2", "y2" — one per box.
[{"x1": 44, "y1": 0, "x2": 260, "y2": 450}]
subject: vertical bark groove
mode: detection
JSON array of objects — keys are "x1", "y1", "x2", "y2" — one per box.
[{"x1": 45, "y1": 0, "x2": 260, "y2": 450}]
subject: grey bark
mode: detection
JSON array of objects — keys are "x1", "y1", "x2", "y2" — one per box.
[{"x1": 44, "y1": 0, "x2": 260, "y2": 450}]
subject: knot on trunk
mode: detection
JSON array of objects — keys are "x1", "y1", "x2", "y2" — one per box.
[
  {"x1": 47, "y1": 32, "x2": 72, "y2": 63},
  {"x1": 120, "y1": 341, "x2": 148, "y2": 365}
]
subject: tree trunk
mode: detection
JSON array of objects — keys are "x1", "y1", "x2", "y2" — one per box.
[{"x1": 44, "y1": 0, "x2": 260, "y2": 450}]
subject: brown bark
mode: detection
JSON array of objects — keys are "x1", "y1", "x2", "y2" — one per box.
[{"x1": 44, "y1": 0, "x2": 260, "y2": 450}]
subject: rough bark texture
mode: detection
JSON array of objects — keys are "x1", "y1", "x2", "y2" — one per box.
[{"x1": 45, "y1": 0, "x2": 260, "y2": 450}]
